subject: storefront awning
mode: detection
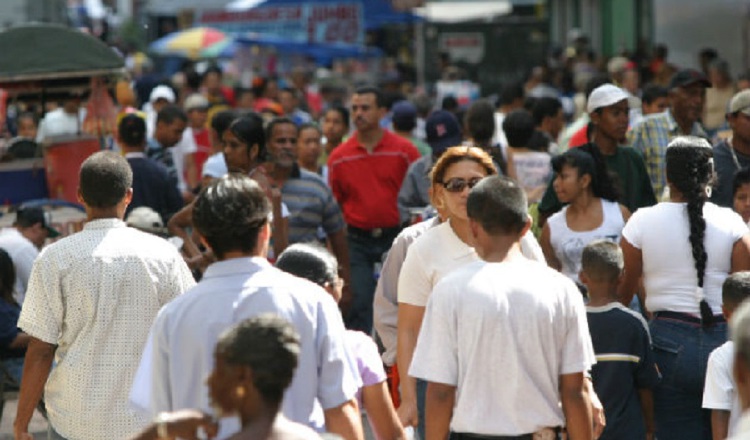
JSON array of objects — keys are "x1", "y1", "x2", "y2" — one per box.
[{"x1": 414, "y1": 1, "x2": 512, "y2": 23}]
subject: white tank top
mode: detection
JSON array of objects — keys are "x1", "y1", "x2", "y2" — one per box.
[{"x1": 548, "y1": 199, "x2": 625, "y2": 282}]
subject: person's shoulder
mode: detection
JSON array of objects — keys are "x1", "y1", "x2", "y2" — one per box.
[
  {"x1": 410, "y1": 220, "x2": 450, "y2": 250},
  {"x1": 297, "y1": 168, "x2": 330, "y2": 188},
  {"x1": 123, "y1": 227, "x2": 183, "y2": 256},
  {"x1": 384, "y1": 129, "x2": 417, "y2": 150},
  {"x1": 705, "y1": 202, "x2": 746, "y2": 224},
  {"x1": 590, "y1": 302, "x2": 649, "y2": 333},
  {"x1": 709, "y1": 340, "x2": 734, "y2": 365}
]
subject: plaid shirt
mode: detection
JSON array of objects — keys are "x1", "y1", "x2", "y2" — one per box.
[{"x1": 627, "y1": 110, "x2": 707, "y2": 196}]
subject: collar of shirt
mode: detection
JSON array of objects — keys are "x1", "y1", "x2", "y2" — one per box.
[
  {"x1": 203, "y1": 256, "x2": 271, "y2": 279},
  {"x1": 291, "y1": 162, "x2": 302, "y2": 179},
  {"x1": 125, "y1": 152, "x2": 146, "y2": 159},
  {"x1": 665, "y1": 109, "x2": 707, "y2": 137},
  {"x1": 352, "y1": 129, "x2": 390, "y2": 153},
  {"x1": 444, "y1": 220, "x2": 476, "y2": 260},
  {"x1": 83, "y1": 218, "x2": 127, "y2": 231}
]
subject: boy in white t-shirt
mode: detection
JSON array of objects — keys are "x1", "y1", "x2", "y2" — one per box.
[{"x1": 703, "y1": 272, "x2": 750, "y2": 439}]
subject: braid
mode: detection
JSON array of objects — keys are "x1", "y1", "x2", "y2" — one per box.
[
  {"x1": 665, "y1": 137, "x2": 713, "y2": 288},
  {"x1": 685, "y1": 180, "x2": 707, "y2": 287}
]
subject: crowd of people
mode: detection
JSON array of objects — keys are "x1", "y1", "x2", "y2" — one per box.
[{"x1": 5, "y1": 41, "x2": 750, "y2": 440}]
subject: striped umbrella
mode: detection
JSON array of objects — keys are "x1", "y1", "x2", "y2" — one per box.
[{"x1": 149, "y1": 27, "x2": 228, "y2": 59}]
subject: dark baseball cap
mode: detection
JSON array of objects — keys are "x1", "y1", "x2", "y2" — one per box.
[
  {"x1": 15, "y1": 207, "x2": 60, "y2": 238},
  {"x1": 392, "y1": 101, "x2": 417, "y2": 123},
  {"x1": 668, "y1": 69, "x2": 711, "y2": 90},
  {"x1": 425, "y1": 110, "x2": 463, "y2": 155}
]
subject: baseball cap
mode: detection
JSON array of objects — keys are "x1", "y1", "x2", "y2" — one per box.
[
  {"x1": 668, "y1": 69, "x2": 711, "y2": 90},
  {"x1": 587, "y1": 84, "x2": 630, "y2": 113},
  {"x1": 425, "y1": 110, "x2": 463, "y2": 155},
  {"x1": 391, "y1": 101, "x2": 417, "y2": 126},
  {"x1": 126, "y1": 207, "x2": 164, "y2": 231},
  {"x1": 149, "y1": 85, "x2": 176, "y2": 104},
  {"x1": 729, "y1": 90, "x2": 750, "y2": 115},
  {"x1": 118, "y1": 113, "x2": 147, "y2": 146},
  {"x1": 15, "y1": 207, "x2": 60, "y2": 238},
  {"x1": 184, "y1": 93, "x2": 209, "y2": 111}
]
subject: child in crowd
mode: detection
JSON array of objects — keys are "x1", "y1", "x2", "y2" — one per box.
[
  {"x1": 275, "y1": 243, "x2": 404, "y2": 440},
  {"x1": 732, "y1": 167, "x2": 750, "y2": 226},
  {"x1": 580, "y1": 240, "x2": 660, "y2": 439},
  {"x1": 703, "y1": 272, "x2": 750, "y2": 439}
]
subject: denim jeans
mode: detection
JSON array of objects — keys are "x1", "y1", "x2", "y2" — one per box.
[
  {"x1": 1, "y1": 357, "x2": 23, "y2": 383},
  {"x1": 416, "y1": 378, "x2": 427, "y2": 440},
  {"x1": 345, "y1": 233, "x2": 396, "y2": 333},
  {"x1": 649, "y1": 317, "x2": 727, "y2": 440}
]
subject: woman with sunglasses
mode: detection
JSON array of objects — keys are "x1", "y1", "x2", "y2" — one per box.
[
  {"x1": 396, "y1": 146, "x2": 545, "y2": 436},
  {"x1": 540, "y1": 144, "x2": 629, "y2": 288}
]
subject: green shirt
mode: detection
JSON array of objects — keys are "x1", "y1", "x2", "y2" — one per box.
[{"x1": 538, "y1": 146, "x2": 657, "y2": 215}]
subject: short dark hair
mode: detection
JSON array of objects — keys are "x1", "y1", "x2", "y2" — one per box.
[
  {"x1": 464, "y1": 99, "x2": 496, "y2": 144},
  {"x1": 642, "y1": 84, "x2": 668, "y2": 105},
  {"x1": 210, "y1": 110, "x2": 237, "y2": 137},
  {"x1": 203, "y1": 64, "x2": 223, "y2": 79},
  {"x1": 354, "y1": 86, "x2": 385, "y2": 108},
  {"x1": 276, "y1": 243, "x2": 338, "y2": 288},
  {"x1": 531, "y1": 97, "x2": 562, "y2": 126},
  {"x1": 156, "y1": 105, "x2": 187, "y2": 125},
  {"x1": 192, "y1": 174, "x2": 269, "y2": 259},
  {"x1": 79, "y1": 151, "x2": 133, "y2": 208},
  {"x1": 581, "y1": 240, "x2": 624, "y2": 282},
  {"x1": 466, "y1": 175, "x2": 528, "y2": 235},
  {"x1": 723, "y1": 272, "x2": 750, "y2": 311},
  {"x1": 298, "y1": 122, "x2": 322, "y2": 138},
  {"x1": 442, "y1": 96, "x2": 459, "y2": 112},
  {"x1": 0, "y1": 248, "x2": 16, "y2": 305},
  {"x1": 229, "y1": 113, "x2": 267, "y2": 162},
  {"x1": 266, "y1": 117, "x2": 298, "y2": 143},
  {"x1": 734, "y1": 167, "x2": 750, "y2": 198},
  {"x1": 17, "y1": 112, "x2": 37, "y2": 126},
  {"x1": 118, "y1": 114, "x2": 147, "y2": 147},
  {"x1": 502, "y1": 110, "x2": 535, "y2": 148},
  {"x1": 324, "y1": 106, "x2": 350, "y2": 129},
  {"x1": 499, "y1": 82, "x2": 525, "y2": 107},
  {"x1": 215, "y1": 314, "x2": 300, "y2": 405}
]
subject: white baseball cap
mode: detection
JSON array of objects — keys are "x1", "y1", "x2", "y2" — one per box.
[
  {"x1": 587, "y1": 84, "x2": 629, "y2": 113},
  {"x1": 149, "y1": 85, "x2": 176, "y2": 104}
]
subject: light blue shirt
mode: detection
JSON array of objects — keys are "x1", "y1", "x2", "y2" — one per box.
[{"x1": 130, "y1": 257, "x2": 361, "y2": 437}]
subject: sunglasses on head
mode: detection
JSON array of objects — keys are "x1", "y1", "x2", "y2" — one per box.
[{"x1": 442, "y1": 177, "x2": 483, "y2": 193}]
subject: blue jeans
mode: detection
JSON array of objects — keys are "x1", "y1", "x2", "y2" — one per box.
[
  {"x1": 2, "y1": 357, "x2": 23, "y2": 384},
  {"x1": 416, "y1": 378, "x2": 427, "y2": 440},
  {"x1": 345, "y1": 233, "x2": 396, "y2": 333},
  {"x1": 649, "y1": 317, "x2": 726, "y2": 440}
]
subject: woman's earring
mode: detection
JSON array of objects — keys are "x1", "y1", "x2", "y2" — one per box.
[
  {"x1": 705, "y1": 186, "x2": 712, "y2": 198},
  {"x1": 235, "y1": 386, "x2": 246, "y2": 399}
]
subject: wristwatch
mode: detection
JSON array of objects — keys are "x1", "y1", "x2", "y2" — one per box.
[{"x1": 155, "y1": 412, "x2": 170, "y2": 439}]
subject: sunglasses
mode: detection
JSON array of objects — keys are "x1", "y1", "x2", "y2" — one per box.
[{"x1": 442, "y1": 177, "x2": 483, "y2": 193}]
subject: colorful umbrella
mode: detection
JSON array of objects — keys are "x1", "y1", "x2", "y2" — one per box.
[{"x1": 149, "y1": 27, "x2": 228, "y2": 59}]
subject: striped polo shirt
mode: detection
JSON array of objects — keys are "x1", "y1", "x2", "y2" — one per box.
[{"x1": 282, "y1": 164, "x2": 345, "y2": 244}]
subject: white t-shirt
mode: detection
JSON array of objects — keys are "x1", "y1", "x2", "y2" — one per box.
[
  {"x1": 622, "y1": 202, "x2": 748, "y2": 314},
  {"x1": 410, "y1": 259, "x2": 596, "y2": 436},
  {"x1": 36, "y1": 108, "x2": 85, "y2": 142},
  {"x1": 548, "y1": 199, "x2": 625, "y2": 283},
  {"x1": 397, "y1": 221, "x2": 545, "y2": 306},
  {"x1": 201, "y1": 152, "x2": 228, "y2": 178},
  {"x1": 0, "y1": 228, "x2": 38, "y2": 304},
  {"x1": 703, "y1": 341, "x2": 741, "y2": 436},
  {"x1": 493, "y1": 112, "x2": 508, "y2": 159},
  {"x1": 171, "y1": 127, "x2": 198, "y2": 193}
]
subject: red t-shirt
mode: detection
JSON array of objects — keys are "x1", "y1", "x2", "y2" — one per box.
[
  {"x1": 569, "y1": 124, "x2": 590, "y2": 148},
  {"x1": 328, "y1": 129, "x2": 420, "y2": 229}
]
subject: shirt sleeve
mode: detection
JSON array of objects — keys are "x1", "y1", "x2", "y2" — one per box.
[
  {"x1": 321, "y1": 186, "x2": 345, "y2": 235},
  {"x1": 373, "y1": 233, "x2": 410, "y2": 365},
  {"x1": 621, "y1": 209, "x2": 644, "y2": 250},
  {"x1": 702, "y1": 347, "x2": 733, "y2": 410},
  {"x1": 560, "y1": 281, "x2": 596, "y2": 375},
  {"x1": 351, "y1": 332, "x2": 387, "y2": 387},
  {"x1": 634, "y1": 324, "x2": 661, "y2": 389},
  {"x1": 316, "y1": 294, "x2": 362, "y2": 409},
  {"x1": 409, "y1": 281, "x2": 458, "y2": 385},
  {"x1": 520, "y1": 230, "x2": 546, "y2": 262},
  {"x1": 17, "y1": 253, "x2": 63, "y2": 344},
  {"x1": 397, "y1": 243, "x2": 431, "y2": 306}
]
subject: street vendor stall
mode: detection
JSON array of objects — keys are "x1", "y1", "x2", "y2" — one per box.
[{"x1": 0, "y1": 24, "x2": 125, "y2": 206}]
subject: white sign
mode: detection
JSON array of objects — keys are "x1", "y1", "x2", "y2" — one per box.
[{"x1": 438, "y1": 32, "x2": 485, "y2": 64}]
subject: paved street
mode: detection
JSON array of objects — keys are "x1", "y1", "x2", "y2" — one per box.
[{"x1": 0, "y1": 398, "x2": 47, "y2": 440}]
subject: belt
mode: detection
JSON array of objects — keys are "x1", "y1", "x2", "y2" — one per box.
[
  {"x1": 450, "y1": 428, "x2": 561, "y2": 440},
  {"x1": 347, "y1": 225, "x2": 401, "y2": 239},
  {"x1": 654, "y1": 311, "x2": 726, "y2": 326}
]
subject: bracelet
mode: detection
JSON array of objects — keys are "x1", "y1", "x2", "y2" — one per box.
[{"x1": 155, "y1": 412, "x2": 170, "y2": 439}]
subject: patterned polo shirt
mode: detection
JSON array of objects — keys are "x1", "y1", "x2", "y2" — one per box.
[
  {"x1": 282, "y1": 164, "x2": 345, "y2": 244},
  {"x1": 18, "y1": 219, "x2": 195, "y2": 440},
  {"x1": 627, "y1": 110, "x2": 707, "y2": 196}
]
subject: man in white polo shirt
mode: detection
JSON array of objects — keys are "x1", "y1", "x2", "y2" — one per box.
[{"x1": 410, "y1": 176, "x2": 596, "y2": 440}]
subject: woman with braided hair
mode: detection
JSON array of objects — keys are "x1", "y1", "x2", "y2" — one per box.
[{"x1": 620, "y1": 136, "x2": 750, "y2": 440}]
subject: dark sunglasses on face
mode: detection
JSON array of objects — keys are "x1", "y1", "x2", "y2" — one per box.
[{"x1": 442, "y1": 177, "x2": 483, "y2": 193}]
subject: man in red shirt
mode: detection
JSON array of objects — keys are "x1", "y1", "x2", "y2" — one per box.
[{"x1": 328, "y1": 86, "x2": 420, "y2": 332}]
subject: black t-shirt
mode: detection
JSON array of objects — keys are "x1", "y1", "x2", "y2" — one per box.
[
  {"x1": 710, "y1": 140, "x2": 750, "y2": 208},
  {"x1": 587, "y1": 304, "x2": 661, "y2": 440}
]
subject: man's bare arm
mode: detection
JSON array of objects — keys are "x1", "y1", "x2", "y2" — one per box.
[{"x1": 14, "y1": 338, "x2": 56, "y2": 439}]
